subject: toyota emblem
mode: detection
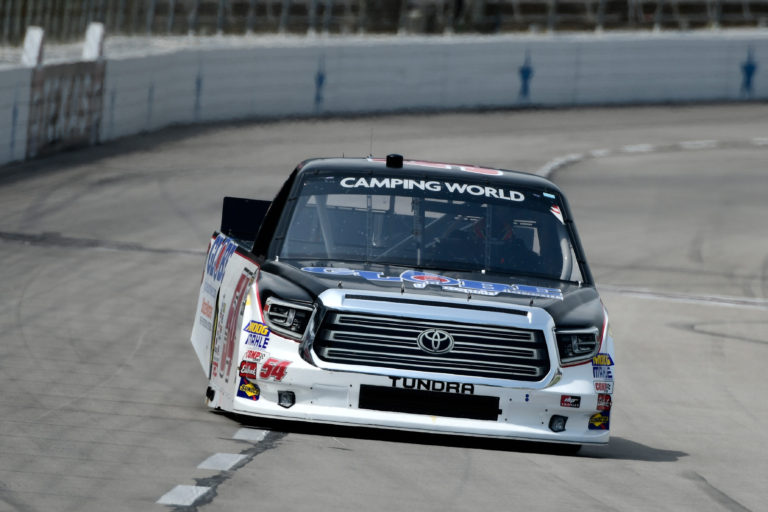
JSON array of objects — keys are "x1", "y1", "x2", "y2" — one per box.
[{"x1": 416, "y1": 328, "x2": 454, "y2": 354}]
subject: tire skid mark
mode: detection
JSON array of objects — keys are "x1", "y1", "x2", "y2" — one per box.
[
  {"x1": 157, "y1": 175, "x2": 208, "y2": 243},
  {"x1": 684, "y1": 471, "x2": 753, "y2": 512},
  {"x1": 687, "y1": 232, "x2": 704, "y2": 264},
  {"x1": 32, "y1": 329, "x2": 148, "y2": 423},
  {"x1": 0, "y1": 478, "x2": 35, "y2": 512},
  {"x1": 600, "y1": 285, "x2": 768, "y2": 312},
  {"x1": 0, "y1": 230, "x2": 204, "y2": 256},
  {"x1": 671, "y1": 321, "x2": 768, "y2": 346},
  {"x1": 761, "y1": 255, "x2": 768, "y2": 300},
  {"x1": 9, "y1": 267, "x2": 46, "y2": 410}
]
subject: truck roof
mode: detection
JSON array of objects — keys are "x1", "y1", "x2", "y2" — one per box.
[{"x1": 296, "y1": 155, "x2": 565, "y2": 195}]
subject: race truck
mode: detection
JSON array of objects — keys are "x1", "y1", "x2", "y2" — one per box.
[{"x1": 190, "y1": 154, "x2": 614, "y2": 449}]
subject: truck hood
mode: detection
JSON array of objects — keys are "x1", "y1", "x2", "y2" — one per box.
[{"x1": 259, "y1": 260, "x2": 604, "y2": 329}]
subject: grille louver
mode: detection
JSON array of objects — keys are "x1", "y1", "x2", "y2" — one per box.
[{"x1": 314, "y1": 311, "x2": 549, "y2": 381}]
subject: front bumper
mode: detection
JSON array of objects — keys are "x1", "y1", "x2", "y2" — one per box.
[
  {"x1": 229, "y1": 356, "x2": 609, "y2": 445},
  {"x1": 221, "y1": 287, "x2": 612, "y2": 445}
]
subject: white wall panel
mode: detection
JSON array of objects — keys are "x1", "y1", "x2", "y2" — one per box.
[
  {"x1": 2, "y1": 30, "x2": 768, "y2": 164},
  {"x1": 0, "y1": 68, "x2": 31, "y2": 165}
]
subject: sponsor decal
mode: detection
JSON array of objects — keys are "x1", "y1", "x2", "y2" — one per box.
[
  {"x1": 367, "y1": 158, "x2": 504, "y2": 176},
  {"x1": 205, "y1": 235, "x2": 238, "y2": 283},
  {"x1": 339, "y1": 176, "x2": 523, "y2": 201},
  {"x1": 259, "y1": 358, "x2": 291, "y2": 381},
  {"x1": 592, "y1": 353, "x2": 614, "y2": 366},
  {"x1": 221, "y1": 271, "x2": 253, "y2": 382},
  {"x1": 550, "y1": 205, "x2": 564, "y2": 225},
  {"x1": 560, "y1": 395, "x2": 581, "y2": 408},
  {"x1": 244, "y1": 321, "x2": 270, "y2": 335},
  {"x1": 301, "y1": 267, "x2": 563, "y2": 301},
  {"x1": 239, "y1": 360, "x2": 260, "y2": 380},
  {"x1": 198, "y1": 316, "x2": 212, "y2": 331},
  {"x1": 203, "y1": 282, "x2": 217, "y2": 297},
  {"x1": 408, "y1": 272, "x2": 455, "y2": 287},
  {"x1": 200, "y1": 299, "x2": 214, "y2": 320},
  {"x1": 597, "y1": 393, "x2": 612, "y2": 412},
  {"x1": 593, "y1": 366, "x2": 614, "y2": 380},
  {"x1": 243, "y1": 320, "x2": 271, "y2": 349},
  {"x1": 454, "y1": 165, "x2": 504, "y2": 176},
  {"x1": 594, "y1": 381, "x2": 614, "y2": 394},
  {"x1": 588, "y1": 411, "x2": 610, "y2": 430},
  {"x1": 237, "y1": 377, "x2": 261, "y2": 401},
  {"x1": 27, "y1": 61, "x2": 106, "y2": 159},
  {"x1": 243, "y1": 350, "x2": 267, "y2": 363},
  {"x1": 388, "y1": 377, "x2": 475, "y2": 395},
  {"x1": 211, "y1": 303, "x2": 227, "y2": 375},
  {"x1": 592, "y1": 353, "x2": 614, "y2": 380}
]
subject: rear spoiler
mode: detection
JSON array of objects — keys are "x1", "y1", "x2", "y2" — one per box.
[{"x1": 220, "y1": 196, "x2": 271, "y2": 248}]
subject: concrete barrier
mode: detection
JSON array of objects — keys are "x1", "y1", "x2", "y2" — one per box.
[
  {"x1": 1, "y1": 30, "x2": 767, "y2": 166},
  {"x1": 0, "y1": 68, "x2": 31, "y2": 165}
]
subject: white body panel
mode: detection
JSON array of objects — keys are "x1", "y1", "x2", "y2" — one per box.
[{"x1": 193, "y1": 246, "x2": 615, "y2": 445}]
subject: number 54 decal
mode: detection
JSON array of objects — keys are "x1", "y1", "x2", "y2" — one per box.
[{"x1": 260, "y1": 358, "x2": 291, "y2": 381}]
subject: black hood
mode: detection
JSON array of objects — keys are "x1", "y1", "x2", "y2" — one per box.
[{"x1": 258, "y1": 260, "x2": 603, "y2": 329}]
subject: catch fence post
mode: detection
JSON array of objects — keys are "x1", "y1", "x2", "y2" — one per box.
[
  {"x1": 246, "y1": 0, "x2": 258, "y2": 33},
  {"x1": 188, "y1": 0, "x2": 200, "y2": 34},
  {"x1": 308, "y1": 0, "x2": 318, "y2": 34},
  {"x1": 279, "y1": 0, "x2": 290, "y2": 33},
  {"x1": 21, "y1": 26, "x2": 45, "y2": 67},
  {"x1": 168, "y1": 0, "x2": 176, "y2": 33},
  {"x1": 147, "y1": 0, "x2": 157, "y2": 34}
]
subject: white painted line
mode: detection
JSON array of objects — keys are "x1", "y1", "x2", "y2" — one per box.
[
  {"x1": 751, "y1": 137, "x2": 768, "y2": 146},
  {"x1": 621, "y1": 144, "x2": 655, "y2": 153},
  {"x1": 157, "y1": 485, "x2": 211, "y2": 506},
  {"x1": 233, "y1": 428, "x2": 269, "y2": 442},
  {"x1": 589, "y1": 149, "x2": 611, "y2": 158},
  {"x1": 198, "y1": 453, "x2": 247, "y2": 471},
  {"x1": 536, "y1": 153, "x2": 583, "y2": 178},
  {"x1": 679, "y1": 139, "x2": 718, "y2": 150}
]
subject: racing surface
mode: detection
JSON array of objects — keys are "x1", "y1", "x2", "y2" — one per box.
[{"x1": 1, "y1": 104, "x2": 766, "y2": 511}]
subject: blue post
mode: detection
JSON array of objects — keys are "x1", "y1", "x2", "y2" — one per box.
[
  {"x1": 9, "y1": 90, "x2": 18, "y2": 161},
  {"x1": 314, "y1": 55, "x2": 326, "y2": 112},
  {"x1": 741, "y1": 47, "x2": 757, "y2": 98},
  {"x1": 109, "y1": 88, "x2": 116, "y2": 140},
  {"x1": 195, "y1": 72, "x2": 203, "y2": 121},
  {"x1": 146, "y1": 83, "x2": 155, "y2": 130},
  {"x1": 518, "y1": 50, "x2": 534, "y2": 101}
]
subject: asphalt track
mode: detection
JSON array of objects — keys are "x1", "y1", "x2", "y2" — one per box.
[{"x1": 0, "y1": 104, "x2": 766, "y2": 512}]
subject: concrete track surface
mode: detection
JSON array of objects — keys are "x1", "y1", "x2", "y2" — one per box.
[{"x1": 0, "y1": 104, "x2": 766, "y2": 512}]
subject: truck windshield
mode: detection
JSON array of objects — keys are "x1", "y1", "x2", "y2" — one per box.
[{"x1": 277, "y1": 173, "x2": 583, "y2": 282}]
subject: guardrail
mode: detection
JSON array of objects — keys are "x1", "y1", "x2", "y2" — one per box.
[{"x1": 2, "y1": 0, "x2": 768, "y2": 45}]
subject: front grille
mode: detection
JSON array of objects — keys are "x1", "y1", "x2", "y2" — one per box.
[
  {"x1": 314, "y1": 311, "x2": 549, "y2": 381},
  {"x1": 358, "y1": 385, "x2": 501, "y2": 421}
]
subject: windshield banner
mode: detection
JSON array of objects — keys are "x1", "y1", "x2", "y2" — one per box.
[
  {"x1": 302, "y1": 267, "x2": 563, "y2": 300},
  {"x1": 339, "y1": 177, "x2": 525, "y2": 202}
]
